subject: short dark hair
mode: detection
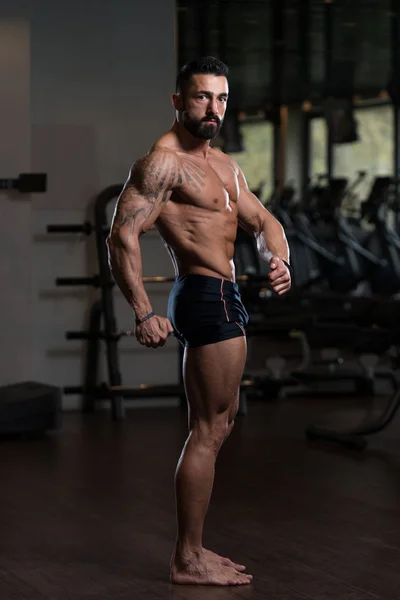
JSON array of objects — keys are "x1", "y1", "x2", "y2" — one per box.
[{"x1": 176, "y1": 56, "x2": 229, "y2": 93}]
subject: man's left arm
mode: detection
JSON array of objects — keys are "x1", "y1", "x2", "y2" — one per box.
[{"x1": 236, "y1": 166, "x2": 291, "y2": 295}]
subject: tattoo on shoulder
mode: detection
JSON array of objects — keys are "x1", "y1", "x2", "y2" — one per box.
[
  {"x1": 134, "y1": 150, "x2": 207, "y2": 200},
  {"x1": 131, "y1": 150, "x2": 182, "y2": 203}
]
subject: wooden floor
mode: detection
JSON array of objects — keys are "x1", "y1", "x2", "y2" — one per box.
[{"x1": 1, "y1": 394, "x2": 400, "y2": 600}]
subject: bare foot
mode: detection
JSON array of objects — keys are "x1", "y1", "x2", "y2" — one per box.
[
  {"x1": 170, "y1": 550, "x2": 253, "y2": 586},
  {"x1": 203, "y1": 548, "x2": 246, "y2": 572}
]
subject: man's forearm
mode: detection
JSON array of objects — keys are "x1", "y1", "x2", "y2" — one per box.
[
  {"x1": 256, "y1": 217, "x2": 290, "y2": 264},
  {"x1": 107, "y1": 237, "x2": 152, "y2": 320}
]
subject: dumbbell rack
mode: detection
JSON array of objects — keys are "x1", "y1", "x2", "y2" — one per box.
[{"x1": 47, "y1": 184, "x2": 185, "y2": 420}]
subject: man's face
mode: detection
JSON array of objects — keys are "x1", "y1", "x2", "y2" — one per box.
[{"x1": 179, "y1": 74, "x2": 229, "y2": 140}]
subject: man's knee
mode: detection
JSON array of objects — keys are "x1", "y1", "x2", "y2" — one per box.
[
  {"x1": 222, "y1": 400, "x2": 239, "y2": 442},
  {"x1": 209, "y1": 419, "x2": 231, "y2": 450},
  {"x1": 194, "y1": 417, "x2": 232, "y2": 453},
  {"x1": 225, "y1": 419, "x2": 235, "y2": 440},
  {"x1": 228, "y1": 395, "x2": 239, "y2": 424}
]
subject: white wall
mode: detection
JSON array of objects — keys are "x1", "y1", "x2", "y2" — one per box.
[{"x1": 0, "y1": 1, "x2": 178, "y2": 410}]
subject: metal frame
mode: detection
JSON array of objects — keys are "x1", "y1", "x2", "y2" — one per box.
[{"x1": 93, "y1": 185, "x2": 125, "y2": 420}]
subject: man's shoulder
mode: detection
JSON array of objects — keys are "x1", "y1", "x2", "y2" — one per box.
[
  {"x1": 133, "y1": 145, "x2": 181, "y2": 177},
  {"x1": 142, "y1": 144, "x2": 180, "y2": 163},
  {"x1": 129, "y1": 144, "x2": 182, "y2": 194}
]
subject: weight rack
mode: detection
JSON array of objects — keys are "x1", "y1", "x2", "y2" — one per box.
[{"x1": 47, "y1": 184, "x2": 187, "y2": 420}]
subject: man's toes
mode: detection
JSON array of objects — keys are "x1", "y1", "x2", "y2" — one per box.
[
  {"x1": 222, "y1": 558, "x2": 246, "y2": 572},
  {"x1": 237, "y1": 574, "x2": 252, "y2": 585},
  {"x1": 232, "y1": 563, "x2": 246, "y2": 572}
]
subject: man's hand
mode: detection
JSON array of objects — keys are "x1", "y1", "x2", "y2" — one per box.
[
  {"x1": 268, "y1": 256, "x2": 291, "y2": 295},
  {"x1": 135, "y1": 315, "x2": 174, "y2": 348}
]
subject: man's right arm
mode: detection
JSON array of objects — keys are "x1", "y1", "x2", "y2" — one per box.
[{"x1": 106, "y1": 148, "x2": 180, "y2": 328}]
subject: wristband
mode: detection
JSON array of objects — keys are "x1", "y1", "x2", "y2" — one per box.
[
  {"x1": 135, "y1": 311, "x2": 155, "y2": 325},
  {"x1": 282, "y1": 259, "x2": 293, "y2": 277}
]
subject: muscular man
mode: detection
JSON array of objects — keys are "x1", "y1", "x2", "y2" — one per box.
[{"x1": 107, "y1": 57, "x2": 291, "y2": 586}]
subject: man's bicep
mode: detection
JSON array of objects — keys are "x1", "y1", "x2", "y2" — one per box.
[{"x1": 110, "y1": 184, "x2": 159, "y2": 240}]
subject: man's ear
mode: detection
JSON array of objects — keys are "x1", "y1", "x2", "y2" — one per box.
[{"x1": 172, "y1": 93, "x2": 182, "y2": 111}]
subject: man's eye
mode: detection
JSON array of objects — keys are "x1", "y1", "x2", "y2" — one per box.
[{"x1": 219, "y1": 97, "x2": 227, "y2": 103}]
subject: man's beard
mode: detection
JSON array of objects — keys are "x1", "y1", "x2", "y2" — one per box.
[{"x1": 183, "y1": 113, "x2": 223, "y2": 140}]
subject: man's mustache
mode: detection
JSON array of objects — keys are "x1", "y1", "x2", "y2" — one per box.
[{"x1": 202, "y1": 116, "x2": 221, "y2": 125}]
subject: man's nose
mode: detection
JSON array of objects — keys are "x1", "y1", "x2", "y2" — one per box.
[{"x1": 207, "y1": 98, "x2": 219, "y2": 115}]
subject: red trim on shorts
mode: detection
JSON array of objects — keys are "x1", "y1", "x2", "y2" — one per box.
[
  {"x1": 235, "y1": 321, "x2": 246, "y2": 336},
  {"x1": 220, "y1": 280, "x2": 230, "y2": 322}
]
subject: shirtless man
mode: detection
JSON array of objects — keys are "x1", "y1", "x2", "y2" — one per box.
[{"x1": 107, "y1": 56, "x2": 291, "y2": 586}]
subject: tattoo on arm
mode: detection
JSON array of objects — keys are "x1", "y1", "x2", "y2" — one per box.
[
  {"x1": 112, "y1": 150, "x2": 182, "y2": 237},
  {"x1": 115, "y1": 206, "x2": 146, "y2": 236},
  {"x1": 138, "y1": 151, "x2": 180, "y2": 202},
  {"x1": 154, "y1": 166, "x2": 177, "y2": 202},
  {"x1": 152, "y1": 154, "x2": 168, "y2": 182}
]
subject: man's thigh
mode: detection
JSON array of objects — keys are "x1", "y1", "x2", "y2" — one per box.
[{"x1": 183, "y1": 336, "x2": 247, "y2": 422}]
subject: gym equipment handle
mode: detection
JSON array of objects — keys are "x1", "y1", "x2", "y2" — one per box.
[
  {"x1": 63, "y1": 386, "x2": 85, "y2": 394},
  {"x1": 47, "y1": 221, "x2": 93, "y2": 234},
  {"x1": 63, "y1": 383, "x2": 184, "y2": 398},
  {"x1": 66, "y1": 331, "x2": 98, "y2": 340},
  {"x1": 63, "y1": 379, "x2": 256, "y2": 397},
  {"x1": 66, "y1": 330, "x2": 120, "y2": 340},
  {"x1": 56, "y1": 276, "x2": 101, "y2": 287}
]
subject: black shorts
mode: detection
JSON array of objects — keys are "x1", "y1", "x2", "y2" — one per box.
[{"x1": 167, "y1": 274, "x2": 249, "y2": 348}]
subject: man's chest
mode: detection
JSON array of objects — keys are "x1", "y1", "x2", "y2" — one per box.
[{"x1": 173, "y1": 154, "x2": 239, "y2": 211}]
